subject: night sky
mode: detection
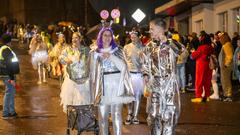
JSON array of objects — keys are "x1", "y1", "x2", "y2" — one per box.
[{"x1": 89, "y1": 0, "x2": 170, "y2": 26}]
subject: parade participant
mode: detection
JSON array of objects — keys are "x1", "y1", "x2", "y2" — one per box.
[
  {"x1": 123, "y1": 30, "x2": 144, "y2": 125},
  {"x1": 29, "y1": 33, "x2": 48, "y2": 84},
  {"x1": 41, "y1": 31, "x2": 53, "y2": 51},
  {"x1": 59, "y1": 32, "x2": 91, "y2": 112},
  {"x1": 49, "y1": 33, "x2": 67, "y2": 82},
  {"x1": 0, "y1": 34, "x2": 19, "y2": 119},
  {"x1": 17, "y1": 25, "x2": 25, "y2": 44},
  {"x1": 143, "y1": 18, "x2": 183, "y2": 135},
  {"x1": 90, "y1": 26, "x2": 135, "y2": 135}
]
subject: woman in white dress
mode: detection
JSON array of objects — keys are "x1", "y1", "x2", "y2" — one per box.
[
  {"x1": 59, "y1": 32, "x2": 91, "y2": 112},
  {"x1": 29, "y1": 33, "x2": 48, "y2": 84}
]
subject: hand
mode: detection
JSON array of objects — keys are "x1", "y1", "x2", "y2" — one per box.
[
  {"x1": 139, "y1": 52, "x2": 144, "y2": 58},
  {"x1": 160, "y1": 35, "x2": 167, "y2": 43},
  {"x1": 144, "y1": 75, "x2": 149, "y2": 84},
  {"x1": 8, "y1": 80, "x2": 16, "y2": 86},
  {"x1": 64, "y1": 57, "x2": 73, "y2": 64},
  {"x1": 190, "y1": 49, "x2": 195, "y2": 53},
  {"x1": 102, "y1": 52, "x2": 110, "y2": 59}
]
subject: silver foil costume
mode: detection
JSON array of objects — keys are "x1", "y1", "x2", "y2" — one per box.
[
  {"x1": 123, "y1": 41, "x2": 144, "y2": 124},
  {"x1": 143, "y1": 39, "x2": 184, "y2": 135},
  {"x1": 59, "y1": 45, "x2": 91, "y2": 112},
  {"x1": 90, "y1": 47, "x2": 135, "y2": 135}
]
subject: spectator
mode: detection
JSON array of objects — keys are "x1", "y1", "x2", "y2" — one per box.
[
  {"x1": 173, "y1": 32, "x2": 189, "y2": 93},
  {"x1": 233, "y1": 37, "x2": 240, "y2": 82},
  {"x1": 232, "y1": 32, "x2": 239, "y2": 51},
  {"x1": 218, "y1": 32, "x2": 234, "y2": 102},
  {"x1": 186, "y1": 33, "x2": 199, "y2": 91},
  {"x1": 209, "y1": 33, "x2": 220, "y2": 100},
  {"x1": 191, "y1": 31, "x2": 214, "y2": 103}
]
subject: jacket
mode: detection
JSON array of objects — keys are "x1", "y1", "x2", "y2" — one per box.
[
  {"x1": 0, "y1": 45, "x2": 17, "y2": 80},
  {"x1": 218, "y1": 42, "x2": 233, "y2": 67}
]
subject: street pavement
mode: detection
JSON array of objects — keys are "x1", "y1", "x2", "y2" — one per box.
[{"x1": 0, "y1": 42, "x2": 240, "y2": 135}]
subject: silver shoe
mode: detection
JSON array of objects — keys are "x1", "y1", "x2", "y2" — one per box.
[{"x1": 125, "y1": 114, "x2": 132, "y2": 125}]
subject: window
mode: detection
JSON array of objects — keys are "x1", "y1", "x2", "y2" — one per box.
[
  {"x1": 196, "y1": 19, "x2": 203, "y2": 34},
  {"x1": 233, "y1": 8, "x2": 240, "y2": 33},
  {"x1": 219, "y1": 12, "x2": 228, "y2": 32}
]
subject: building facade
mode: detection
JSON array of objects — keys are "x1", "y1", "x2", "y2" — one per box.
[
  {"x1": 0, "y1": 0, "x2": 100, "y2": 26},
  {"x1": 155, "y1": 0, "x2": 240, "y2": 37}
]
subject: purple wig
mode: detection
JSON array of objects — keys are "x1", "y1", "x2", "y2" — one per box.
[{"x1": 96, "y1": 27, "x2": 118, "y2": 49}]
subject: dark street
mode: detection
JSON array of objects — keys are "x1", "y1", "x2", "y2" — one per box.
[{"x1": 0, "y1": 42, "x2": 240, "y2": 135}]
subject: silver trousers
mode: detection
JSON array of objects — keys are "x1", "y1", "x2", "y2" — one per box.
[
  {"x1": 98, "y1": 104, "x2": 123, "y2": 135},
  {"x1": 37, "y1": 62, "x2": 46, "y2": 83},
  {"x1": 149, "y1": 92, "x2": 178, "y2": 135},
  {"x1": 127, "y1": 94, "x2": 142, "y2": 117}
]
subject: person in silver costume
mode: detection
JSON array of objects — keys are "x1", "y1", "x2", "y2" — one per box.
[
  {"x1": 59, "y1": 32, "x2": 91, "y2": 112},
  {"x1": 89, "y1": 27, "x2": 134, "y2": 135},
  {"x1": 123, "y1": 30, "x2": 145, "y2": 125},
  {"x1": 29, "y1": 33, "x2": 48, "y2": 84},
  {"x1": 143, "y1": 18, "x2": 184, "y2": 135}
]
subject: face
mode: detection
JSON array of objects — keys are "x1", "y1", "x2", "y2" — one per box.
[
  {"x1": 36, "y1": 35, "x2": 42, "y2": 42},
  {"x1": 130, "y1": 33, "x2": 140, "y2": 44},
  {"x1": 58, "y1": 36, "x2": 65, "y2": 44},
  {"x1": 149, "y1": 22, "x2": 165, "y2": 40},
  {"x1": 188, "y1": 36, "x2": 193, "y2": 41},
  {"x1": 210, "y1": 37, "x2": 214, "y2": 42},
  {"x1": 102, "y1": 30, "x2": 112, "y2": 48},
  {"x1": 214, "y1": 35, "x2": 219, "y2": 41},
  {"x1": 72, "y1": 33, "x2": 80, "y2": 46},
  {"x1": 237, "y1": 39, "x2": 240, "y2": 47}
]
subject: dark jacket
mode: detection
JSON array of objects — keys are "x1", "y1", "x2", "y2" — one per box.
[{"x1": 0, "y1": 44, "x2": 15, "y2": 80}]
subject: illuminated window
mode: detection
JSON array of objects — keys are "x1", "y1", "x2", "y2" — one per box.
[{"x1": 233, "y1": 8, "x2": 240, "y2": 33}]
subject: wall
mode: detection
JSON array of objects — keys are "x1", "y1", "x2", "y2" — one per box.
[
  {"x1": 9, "y1": 0, "x2": 25, "y2": 24},
  {"x1": 214, "y1": 0, "x2": 240, "y2": 37},
  {"x1": 0, "y1": 0, "x2": 100, "y2": 27},
  {"x1": 191, "y1": 3, "x2": 214, "y2": 34}
]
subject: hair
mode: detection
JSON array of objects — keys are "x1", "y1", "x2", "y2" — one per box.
[
  {"x1": 233, "y1": 32, "x2": 239, "y2": 37},
  {"x1": 0, "y1": 33, "x2": 12, "y2": 44},
  {"x1": 150, "y1": 18, "x2": 167, "y2": 30},
  {"x1": 199, "y1": 31, "x2": 211, "y2": 45},
  {"x1": 215, "y1": 31, "x2": 221, "y2": 36},
  {"x1": 219, "y1": 32, "x2": 231, "y2": 45},
  {"x1": 190, "y1": 32, "x2": 198, "y2": 38},
  {"x1": 130, "y1": 30, "x2": 141, "y2": 37},
  {"x1": 209, "y1": 33, "x2": 214, "y2": 38},
  {"x1": 96, "y1": 27, "x2": 117, "y2": 49}
]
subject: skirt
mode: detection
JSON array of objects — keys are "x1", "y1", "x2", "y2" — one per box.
[
  {"x1": 101, "y1": 73, "x2": 135, "y2": 105},
  {"x1": 130, "y1": 73, "x2": 144, "y2": 96},
  {"x1": 60, "y1": 77, "x2": 91, "y2": 112},
  {"x1": 32, "y1": 51, "x2": 48, "y2": 69}
]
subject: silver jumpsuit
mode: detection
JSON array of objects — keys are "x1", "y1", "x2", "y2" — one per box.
[
  {"x1": 123, "y1": 42, "x2": 144, "y2": 124},
  {"x1": 143, "y1": 39, "x2": 184, "y2": 135}
]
